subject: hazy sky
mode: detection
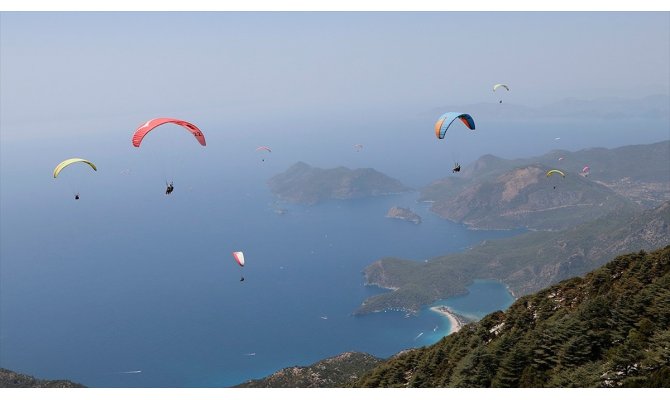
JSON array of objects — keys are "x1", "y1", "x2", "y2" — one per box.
[{"x1": 1, "y1": 12, "x2": 669, "y2": 138}]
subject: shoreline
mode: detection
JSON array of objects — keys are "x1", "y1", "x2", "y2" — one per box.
[{"x1": 429, "y1": 306, "x2": 468, "y2": 335}]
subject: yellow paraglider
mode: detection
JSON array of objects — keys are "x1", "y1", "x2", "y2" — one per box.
[
  {"x1": 546, "y1": 169, "x2": 565, "y2": 190},
  {"x1": 546, "y1": 169, "x2": 565, "y2": 178},
  {"x1": 53, "y1": 158, "x2": 97, "y2": 178}
]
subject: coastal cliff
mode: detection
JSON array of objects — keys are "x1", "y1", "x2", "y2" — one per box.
[
  {"x1": 357, "y1": 201, "x2": 670, "y2": 315},
  {"x1": 234, "y1": 352, "x2": 384, "y2": 388},
  {"x1": 0, "y1": 368, "x2": 85, "y2": 388}
]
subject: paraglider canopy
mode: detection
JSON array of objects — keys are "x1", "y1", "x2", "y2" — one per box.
[
  {"x1": 53, "y1": 158, "x2": 97, "y2": 178},
  {"x1": 132, "y1": 118, "x2": 206, "y2": 147},
  {"x1": 493, "y1": 84, "x2": 510, "y2": 92},
  {"x1": 546, "y1": 169, "x2": 566, "y2": 178},
  {"x1": 353, "y1": 144, "x2": 363, "y2": 152},
  {"x1": 434, "y1": 112, "x2": 475, "y2": 139},
  {"x1": 232, "y1": 251, "x2": 245, "y2": 267}
]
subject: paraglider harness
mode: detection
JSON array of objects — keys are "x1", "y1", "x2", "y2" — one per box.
[
  {"x1": 452, "y1": 163, "x2": 461, "y2": 173},
  {"x1": 75, "y1": 193, "x2": 80, "y2": 200},
  {"x1": 166, "y1": 181, "x2": 174, "y2": 195}
]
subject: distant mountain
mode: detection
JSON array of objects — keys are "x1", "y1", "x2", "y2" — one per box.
[
  {"x1": 356, "y1": 201, "x2": 670, "y2": 315},
  {"x1": 0, "y1": 368, "x2": 85, "y2": 388},
  {"x1": 536, "y1": 95, "x2": 670, "y2": 119},
  {"x1": 234, "y1": 352, "x2": 384, "y2": 388},
  {"x1": 432, "y1": 163, "x2": 635, "y2": 231},
  {"x1": 268, "y1": 162, "x2": 411, "y2": 205},
  {"x1": 355, "y1": 246, "x2": 670, "y2": 387},
  {"x1": 421, "y1": 141, "x2": 669, "y2": 228},
  {"x1": 431, "y1": 94, "x2": 670, "y2": 120}
]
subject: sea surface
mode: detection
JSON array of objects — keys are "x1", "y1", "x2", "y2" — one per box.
[
  {"x1": 0, "y1": 143, "x2": 517, "y2": 387},
  {"x1": 1, "y1": 115, "x2": 666, "y2": 387}
]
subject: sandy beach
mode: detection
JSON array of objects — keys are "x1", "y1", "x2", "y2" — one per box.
[{"x1": 429, "y1": 306, "x2": 465, "y2": 335}]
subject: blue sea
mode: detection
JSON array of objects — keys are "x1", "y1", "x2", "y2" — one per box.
[{"x1": 1, "y1": 114, "x2": 666, "y2": 387}]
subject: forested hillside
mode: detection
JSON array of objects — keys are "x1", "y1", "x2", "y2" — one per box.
[{"x1": 355, "y1": 246, "x2": 670, "y2": 387}]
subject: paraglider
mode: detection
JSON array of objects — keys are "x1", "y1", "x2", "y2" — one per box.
[
  {"x1": 493, "y1": 84, "x2": 509, "y2": 103},
  {"x1": 256, "y1": 146, "x2": 271, "y2": 162},
  {"x1": 493, "y1": 84, "x2": 509, "y2": 92},
  {"x1": 53, "y1": 158, "x2": 97, "y2": 200},
  {"x1": 353, "y1": 144, "x2": 363, "y2": 152},
  {"x1": 233, "y1": 251, "x2": 245, "y2": 281},
  {"x1": 132, "y1": 118, "x2": 205, "y2": 194},
  {"x1": 546, "y1": 169, "x2": 566, "y2": 189},
  {"x1": 132, "y1": 118, "x2": 206, "y2": 148},
  {"x1": 53, "y1": 158, "x2": 97, "y2": 178},
  {"x1": 582, "y1": 165, "x2": 590, "y2": 177},
  {"x1": 434, "y1": 112, "x2": 475, "y2": 172},
  {"x1": 434, "y1": 112, "x2": 475, "y2": 139},
  {"x1": 546, "y1": 169, "x2": 566, "y2": 178}
]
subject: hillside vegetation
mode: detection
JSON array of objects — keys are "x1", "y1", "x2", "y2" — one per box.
[{"x1": 355, "y1": 246, "x2": 670, "y2": 387}]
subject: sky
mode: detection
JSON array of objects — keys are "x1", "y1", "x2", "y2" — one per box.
[{"x1": 1, "y1": 11, "x2": 669, "y2": 139}]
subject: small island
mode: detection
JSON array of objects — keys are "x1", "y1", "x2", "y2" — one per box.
[
  {"x1": 268, "y1": 162, "x2": 410, "y2": 205},
  {"x1": 386, "y1": 206, "x2": 421, "y2": 224}
]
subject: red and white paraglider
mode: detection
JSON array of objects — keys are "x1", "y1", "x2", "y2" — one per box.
[
  {"x1": 233, "y1": 251, "x2": 245, "y2": 282},
  {"x1": 132, "y1": 118, "x2": 206, "y2": 148},
  {"x1": 256, "y1": 146, "x2": 271, "y2": 162},
  {"x1": 131, "y1": 118, "x2": 206, "y2": 195}
]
